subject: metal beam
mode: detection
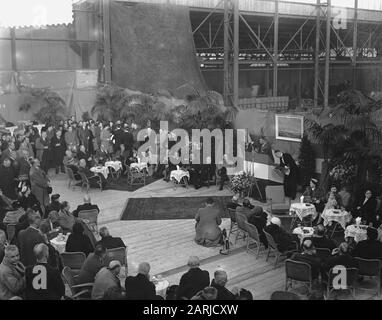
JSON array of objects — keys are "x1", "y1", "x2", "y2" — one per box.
[
  {"x1": 314, "y1": 0, "x2": 320, "y2": 107},
  {"x1": 324, "y1": 0, "x2": 331, "y2": 108},
  {"x1": 102, "y1": 0, "x2": 111, "y2": 83},
  {"x1": 352, "y1": 0, "x2": 358, "y2": 88},
  {"x1": 192, "y1": 0, "x2": 224, "y2": 35},
  {"x1": 273, "y1": 0, "x2": 279, "y2": 96},
  {"x1": 233, "y1": 0, "x2": 239, "y2": 107},
  {"x1": 10, "y1": 28, "x2": 17, "y2": 71}
]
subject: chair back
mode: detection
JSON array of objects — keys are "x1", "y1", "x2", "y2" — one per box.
[
  {"x1": 270, "y1": 290, "x2": 300, "y2": 300},
  {"x1": 78, "y1": 209, "x2": 99, "y2": 225},
  {"x1": 66, "y1": 166, "x2": 75, "y2": 180},
  {"x1": 265, "y1": 186, "x2": 285, "y2": 204},
  {"x1": 328, "y1": 267, "x2": 358, "y2": 289},
  {"x1": 263, "y1": 229, "x2": 277, "y2": 250},
  {"x1": 61, "y1": 266, "x2": 77, "y2": 295},
  {"x1": 227, "y1": 208, "x2": 237, "y2": 223},
  {"x1": 285, "y1": 259, "x2": 312, "y2": 282},
  {"x1": 106, "y1": 247, "x2": 127, "y2": 266},
  {"x1": 315, "y1": 248, "x2": 332, "y2": 260},
  {"x1": 244, "y1": 221, "x2": 260, "y2": 242},
  {"x1": 60, "y1": 252, "x2": 86, "y2": 271},
  {"x1": 354, "y1": 257, "x2": 381, "y2": 277},
  {"x1": 236, "y1": 212, "x2": 247, "y2": 231},
  {"x1": 6, "y1": 223, "x2": 16, "y2": 242}
]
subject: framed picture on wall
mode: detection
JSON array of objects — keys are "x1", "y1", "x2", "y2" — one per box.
[{"x1": 275, "y1": 114, "x2": 304, "y2": 142}]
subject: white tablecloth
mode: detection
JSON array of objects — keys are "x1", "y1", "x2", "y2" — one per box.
[
  {"x1": 130, "y1": 162, "x2": 148, "y2": 172},
  {"x1": 105, "y1": 161, "x2": 122, "y2": 172},
  {"x1": 289, "y1": 203, "x2": 317, "y2": 221},
  {"x1": 90, "y1": 166, "x2": 109, "y2": 179},
  {"x1": 292, "y1": 227, "x2": 315, "y2": 243},
  {"x1": 50, "y1": 234, "x2": 69, "y2": 254},
  {"x1": 345, "y1": 224, "x2": 368, "y2": 243},
  {"x1": 170, "y1": 170, "x2": 190, "y2": 183},
  {"x1": 322, "y1": 209, "x2": 352, "y2": 230}
]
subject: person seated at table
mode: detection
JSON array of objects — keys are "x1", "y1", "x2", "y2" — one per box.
[
  {"x1": 78, "y1": 159, "x2": 107, "y2": 189},
  {"x1": 55, "y1": 201, "x2": 75, "y2": 233},
  {"x1": 303, "y1": 178, "x2": 324, "y2": 213},
  {"x1": 195, "y1": 197, "x2": 223, "y2": 247},
  {"x1": 95, "y1": 144, "x2": 110, "y2": 166},
  {"x1": 45, "y1": 194, "x2": 61, "y2": 219},
  {"x1": 351, "y1": 227, "x2": 382, "y2": 261},
  {"x1": 308, "y1": 224, "x2": 336, "y2": 251},
  {"x1": 352, "y1": 189, "x2": 378, "y2": 227},
  {"x1": 63, "y1": 150, "x2": 80, "y2": 180},
  {"x1": 325, "y1": 185, "x2": 343, "y2": 209},
  {"x1": 317, "y1": 191, "x2": 341, "y2": 225},
  {"x1": 18, "y1": 186, "x2": 41, "y2": 214},
  {"x1": 72, "y1": 195, "x2": 100, "y2": 218},
  {"x1": 77, "y1": 145, "x2": 93, "y2": 167},
  {"x1": 163, "y1": 157, "x2": 177, "y2": 182},
  {"x1": 65, "y1": 222, "x2": 94, "y2": 256},
  {"x1": 125, "y1": 262, "x2": 157, "y2": 300},
  {"x1": 290, "y1": 239, "x2": 322, "y2": 280},
  {"x1": 264, "y1": 217, "x2": 299, "y2": 253},
  {"x1": 96, "y1": 226, "x2": 126, "y2": 249},
  {"x1": 338, "y1": 185, "x2": 353, "y2": 212},
  {"x1": 92, "y1": 260, "x2": 123, "y2": 300},
  {"x1": 236, "y1": 199, "x2": 255, "y2": 219},
  {"x1": 248, "y1": 206, "x2": 269, "y2": 248},
  {"x1": 76, "y1": 244, "x2": 108, "y2": 285},
  {"x1": 323, "y1": 242, "x2": 356, "y2": 275},
  {"x1": 226, "y1": 195, "x2": 242, "y2": 210}
]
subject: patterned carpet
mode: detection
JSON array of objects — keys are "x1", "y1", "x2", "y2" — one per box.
[{"x1": 121, "y1": 196, "x2": 233, "y2": 220}]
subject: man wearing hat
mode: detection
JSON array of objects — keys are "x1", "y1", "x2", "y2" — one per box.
[
  {"x1": 91, "y1": 260, "x2": 123, "y2": 300},
  {"x1": 45, "y1": 194, "x2": 61, "y2": 219},
  {"x1": 303, "y1": 178, "x2": 324, "y2": 213}
]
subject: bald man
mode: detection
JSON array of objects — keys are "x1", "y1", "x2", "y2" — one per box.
[
  {"x1": 25, "y1": 243, "x2": 65, "y2": 300},
  {"x1": 72, "y1": 195, "x2": 100, "y2": 218},
  {"x1": 125, "y1": 262, "x2": 157, "y2": 300},
  {"x1": 210, "y1": 269, "x2": 235, "y2": 300},
  {"x1": 177, "y1": 256, "x2": 210, "y2": 300}
]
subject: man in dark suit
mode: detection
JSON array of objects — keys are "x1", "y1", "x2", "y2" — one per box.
[
  {"x1": 17, "y1": 212, "x2": 45, "y2": 267},
  {"x1": 25, "y1": 243, "x2": 65, "y2": 300},
  {"x1": 309, "y1": 224, "x2": 336, "y2": 251},
  {"x1": 274, "y1": 150, "x2": 299, "y2": 200},
  {"x1": 72, "y1": 195, "x2": 100, "y2": 218},
  {"x1": 45, "y1": 194, "x2": 61, "y2": 219},
  {"x1": 352, "y1": 227, "x2": 382, "y2": 261},
  {"x1": 323, "y1": 242, "x2": 356, "y2": 274},
  {"x1": 177, "y1": 256, "x2": 210, "y2": 300},
  {"x1": 353, "y1": 189, "x2": 378, "y2": 226},
  {"x1": 264, "y1": 217, "x2": 299, "y2": 253},
  {"x1": 290, "y1": 239, "x2": 322, "y2": 280},
  {"x1": 125, "y1": 262, "x2": 157, "y2": 300},
  {"x1": 210, "y1": 269, "x2": 235, "y2": 300},
  {"x1": 96, "y1": 227, "x2": 125, "y2": 249}
]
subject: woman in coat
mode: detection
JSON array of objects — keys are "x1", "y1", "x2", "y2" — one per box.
[
  {"x1": 195, "y1": 198, "x2": 222, "y2": 247},
  {"x1": 65, "y1": 222, "x2": 94, "y2": 256},
  {"x1": 29, "y1": 158, "x2": 50, "y2": 209}
]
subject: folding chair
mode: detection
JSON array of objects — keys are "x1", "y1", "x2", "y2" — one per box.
[
  {"x1": 285, "y1": 259, "x2": 313, "y2": 294},
  {"x1": 227, "y1": 208, "x2": 238, "y2": 238},
  {"x1": 78, "y1": 209, "x2": 99, "y2": 234},
  {"x1": 234, "y1": 212, "x2": 248, "y2": 244},
  {"x1": 60, "y1": 252, "x2": 86, "y2": 276},
  {"x1": 61, "y1": 267, "x2": 93, "y2": 300},
  {"x1": 126, "y1": 167, "x2": 146, "y2": 186},
  {"x1": 79, "y1": 171, "x2": 103, "y2": 192},
  {"x1": 264, "y1": 230, "x2": 298, "y2": 268},
  {"x1": 244, "y1": 221, "x2": 264, "y2": 258}
]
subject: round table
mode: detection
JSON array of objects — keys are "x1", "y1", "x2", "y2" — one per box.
[
  {"x1": 289, "y1": 203, "x2": 317, "y2": 221},
  {"x1": 105, "y1": 161, "x2": 122, "y2": 172},
  {"x1": 90, "y1": 166, "x2": 109, "y2": 179},
  {"x1": 345, "y1": 224, "x2": 368, "y2": 243},
  {"x1": 50, "y1": 234, "x2": 69, "y2": 254},
  {"x1": 321, "y1": 209, "x2": 352, "y2": 230},
  {"x1": 292, "y1": 227, "x2": 315, "y2": 243},
  {"x1": 170, "y1": 170, "x2": 190, "y2": 183},
  {"x1": 130, "y1": 162, "x2": 148, "y2": 172}
]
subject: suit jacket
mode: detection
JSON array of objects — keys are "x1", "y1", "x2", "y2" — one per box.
[
  {"x1": 355, "y1": 197, "x2": 377, "y2": 223},
  {"x1": 291, "y1": 252, "x2": 322, "y2": 280},
  {"x1": 279, "y1": 153, "x2": 298, "y2": 178},
  {"x1": 177, "y1": 267, "x2": 210, "y2": 300},
  {"x1": 18, "y1": 226, "x2": 45, "y2": 267},
  {"x1": 73, "y1": 203, "x2": 100, "y2": 217},
  {"x1": 96, "y1": 236, "x2": 125, "y2": 250},
  {"x1": 125, "y1": 273, "x2": 156, "y2": 300},
  {"x1": 210, "y1": 279, "x2": 235, "y2": 300},
  {"x1": 352, "y1": 239, "x2": 382, "y2": 261},
  {"x1": 29, "y1": 166, "x2": 50, "y2": 207},
  {"x1": 310, "y1": 236, "x2": 336, "y2": 251}
]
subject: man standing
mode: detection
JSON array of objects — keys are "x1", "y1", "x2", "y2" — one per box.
[
  {"x1": 0, "y1": 157, "x2": 17, "y2": 200},
  {"x1": 29, "y1": 159, "x2": 51, "y2": 209},
  {"x1": 274, "y1": 150, "x2": 299, "y2": 200},
  {"x1": 35, "y1": 131, "x2": 50, "y2": 173},
  {"x1": 25, "y1": 243, "x2": 65, "y2": 300},
  {"x1": 50, "y1": 130, "x2": 66, "y2": 174}
]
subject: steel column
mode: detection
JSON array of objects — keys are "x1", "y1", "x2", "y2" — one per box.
[
  {"x1": 314, "y1": 0, "x2": 320, "y2": 107},
  {"x1": 10, "y1": 28, "x2": 17, "y2": 71},
  {"x1": 352, "y1": 0, "x2": 358, "y2": 88},
  {"x1": 324, "y1": 0, "x2": 331, "y2": 108},
  {"x1": 233, "y1": 0, "x2": 239, "y2": 107},
  {"x1": 273, "y1": 0, "x2": 279, "y2": 97},
  {"x1": 102, "y1": 0, "x2": 111, "y2": 83}
]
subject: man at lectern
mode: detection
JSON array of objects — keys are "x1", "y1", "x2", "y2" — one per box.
[{"x1": 274, "y1": 150, "x2": 299, "y2": 200}]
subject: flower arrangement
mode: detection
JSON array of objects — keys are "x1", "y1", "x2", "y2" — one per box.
[
  {"x1": 329, "y1": 163, "x2": 357, "y2": 186},
  {"x1": 230, "y1": 171, "x2": 253, "y2": 195}
]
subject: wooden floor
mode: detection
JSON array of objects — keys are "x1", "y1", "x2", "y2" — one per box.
[{"x1": 51, "y1": 171, "x2": 380, "y2": 300}]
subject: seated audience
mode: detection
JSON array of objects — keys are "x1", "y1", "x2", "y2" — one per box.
[
  {"x1": 210, "y1": 269, "x2": 235, "y2": 300},
  {"x1": 325, "y1": 185, "x2": 342, "y2": 209},
  {"x1": 353, "y1": 189, "x2": 378, "y2": 226},
  {"x1": 236, "y1": 199, "x2": 254, "y2": 219},
  {"x1": 176, "y1": 256, "x2": 210, "y2": 300},
  {"x1": 78, "y1": 159, "x2": 107, "y2": 189},
  {"x1": 3, "y1": 201, "x2": 25, "y2": 224},
  {"x1": 290, "y1": 239, "x2": 322, "y2": 280},
  {"x1": 91, "y1": 260, "x2": 123, "y2": 300},
  {"x1": 226, "y1": 195, "x2": 242, "y2": 210},
  {"x1": 72, "y1": 195, "x2": 100, "y2": 218},
  {"x1": 324, "y1": 242, "x2": 356, "y2": 274},
  {"x1": 18, "y1": 186, "x2": 41, "y2": 214},
  {"x1": 125, "y1": 262, "x2": 156, "y2": 300},
  {"x1": 309, "y1": 224, "x2": 336, "y2": 251},
  {"x1": 191, "y1": 286, "x2": 218, "y2": 300},
  {"x1": 338, "y1": 185, "x2": 353, "y2": 212},
  {"x1": 0, "y1": 245, "x2": 25, "y2": 300},
  {"x1": 248, "y1": 206, "x2": 268, "y2": 247},
  {"x1": 76, "y1": 245, "x2": 107, "y2": 285},
  {"x1": 96, "y1": 227, "x2": 125, "y2": 249},
  {"x1": 65, "y1": 222, "x2": 94, "y2": 256},
  {"x1": 25, "y1": 243, "x2": 65, "y2": 300},
  {"x1": 352, "y1": 227, "x2": 382, "y2": 261},
  {"x1": 195, "y1": 197, "x2": 222, "y2": 247},
  {"x1": 55, "y1": 201, "x2": 75, "y2": 233},
  {"x1": 303, "y1": 178, "x2": 324, "y2": 212},
  {"x1": 264, "y1": 217, "x2": 299, "y2": 253},
  {"x1": 45, "y1": 194, "x2": 61, "y2": 219},
  {"x1": 236, "y1": 288, "x2": 253, "y2": 300}
]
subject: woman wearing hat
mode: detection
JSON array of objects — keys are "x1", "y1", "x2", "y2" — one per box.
[{"x1": 303, "y1": 178, "x2": 324, "y2": 213}]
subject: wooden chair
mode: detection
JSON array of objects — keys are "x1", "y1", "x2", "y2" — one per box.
[
  {"x1": 78, "y1": 171, "x2": 103, "y2": 192},
  {"x1": 61, "y1": 267, "x2": 93, "y2": 300},
  {"x1": 106, "y1": 247, "x2": 128, "y2": 277},
  {"x1": 78, "y1": 209, "x2": 99, "y2": 234},
  {"x1": 227, "y1": 208, "x2": 238, "y2": 238},
  {"x1": 324, "y1": 267, "x2": 358, "y2": 299},
  {"x1": 265, "y1": 186, "x2": 290, "y2": 215},
  {"x1": 244, "y1": 221, "x2": 263, "y2": 258},
  {"x1": 60, "y1": 252, "x2": 86, "y2": 276},
  {"x1": 354, "y1": 257, "x2": 381, "y2": 296},
  {"x1": 270, "y1": 290, "x2": 300, "y2": 300},
  {"x1": 126, "y1": 167, "x2": 146, "y2": 186},
  {"x1": 264, "y1": 230, "x2": 298, "y2": 267},
  {"x1": 234, "y1": 212, "x2": 248, "y2": 244},
  {"x1": 6, "y1": 223, "x2": 16, "y2": 243},
  {"x1": 285, "y1": 259, "x2": 313, "y2": 294},
  {"x1": 65, "y1": 166, "x2": 79, "y2": 190}
]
